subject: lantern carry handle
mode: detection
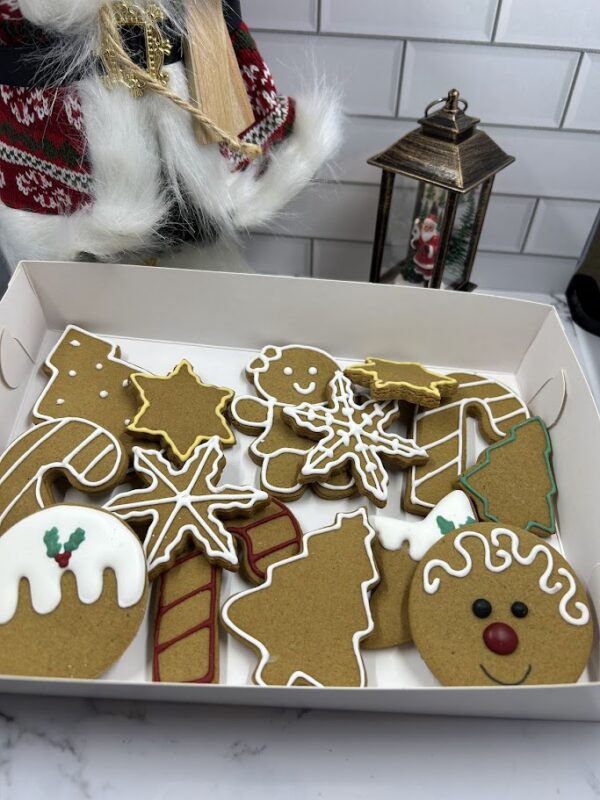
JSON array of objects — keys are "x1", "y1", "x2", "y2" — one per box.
[{"x1": 424, "y1": 89, "x2": 469, "y2": 117}]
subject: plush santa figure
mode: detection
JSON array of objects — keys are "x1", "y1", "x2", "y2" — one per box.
[
  {"x1": 411, "y1": 212, "x2": 441, "y2": 281},
  {"x1": 0, "y1": 0, "x2": 340, "y2": 268}
]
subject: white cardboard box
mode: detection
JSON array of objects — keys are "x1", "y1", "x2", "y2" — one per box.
[{"x1": 0, "y1": 260, "x2": 599, "y2": 721}]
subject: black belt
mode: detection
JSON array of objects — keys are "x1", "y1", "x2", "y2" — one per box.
[{"x1": 0, "y1": 0, "x2": 242, "y2": 88}]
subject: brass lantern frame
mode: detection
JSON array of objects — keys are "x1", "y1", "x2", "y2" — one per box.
[{"x1": 368, "y1": 89, "x2": 515, "y2": 290}]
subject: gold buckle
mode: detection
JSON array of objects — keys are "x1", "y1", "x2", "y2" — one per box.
[{"x1": 100, "y1": 2, "x2": 172, "y2": 97}]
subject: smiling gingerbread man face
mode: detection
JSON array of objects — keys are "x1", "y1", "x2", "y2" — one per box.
[
  {"x1": 247, "y1": 345, "x2": 339, "y2": 407},
  {"x1": 409, "y1": 523, "x2": 593, "y2": 687}
]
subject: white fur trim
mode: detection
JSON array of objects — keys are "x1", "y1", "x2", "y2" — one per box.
[
  {"x1": 0, "y1": 74, "x2": 169, "y2": 267},
  {"x1": 18, "y1": 0, "x2": 106, "y2": 31}
]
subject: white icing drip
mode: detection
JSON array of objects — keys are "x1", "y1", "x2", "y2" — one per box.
[
  {"x1": 284, "y1": 372, "x2": 426, "y2": 504},
  {"x1": 105, "y1": 438, "x2": 267, "y2": 573},
  {"x1": 423, "y1": 527, "x2": 590, "y2": 627},
  {"x1": 221, "y1": 509, "x2": 379, "y2": 687},
  {"x1": 293, "y1": 381, "x2": 317, "y2": 396},
  {"x1": 375, "y1": 490, "x2": 475, "y2": 560},
  {"x1": 0, "y1": 505, "x2": 146, "y2": 623},
  {"x1": 408, "y1": 373, "x2": 529, "y2": 511}
]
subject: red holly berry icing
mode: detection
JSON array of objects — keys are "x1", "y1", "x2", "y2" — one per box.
[{"x1": 43, "y1": 526, "x2": 86, "y2": 569}]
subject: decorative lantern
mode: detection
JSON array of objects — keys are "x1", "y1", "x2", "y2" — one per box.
[{"x1": 368, "y1": 89, "x2": 515, "y2": 290}]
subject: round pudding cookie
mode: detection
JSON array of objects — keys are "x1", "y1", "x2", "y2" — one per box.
[
  {"x1": 0, "y1": 505, "x2": 148, "y2": 679},
  {"x1": 409, "y1": 523, "x2": 593, "y2": 686}
]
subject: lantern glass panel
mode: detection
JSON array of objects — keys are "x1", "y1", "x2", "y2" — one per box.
[{"x1": 440, "y1": 185, "x2": 482, "y2": 289}]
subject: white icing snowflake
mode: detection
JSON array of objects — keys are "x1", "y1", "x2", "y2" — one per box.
[{"x1": 283, "y1": 372, "x2": 427, "y2": 504}]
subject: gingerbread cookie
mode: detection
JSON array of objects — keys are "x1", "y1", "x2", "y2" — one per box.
[
  {"x1": 404, "y1": 372, "x2": 529, "y2": 516},
  {"x1": 221, "y1": 509, "x2": 379, "y2": 687},
  {"x1": 33, "y1": 325, "x2": 142, "y2": 456},
  {"x1": 409, "y1": 523, "x2": 593, "y2": 686},
  {"x1": 283, "y1": 372, "x2": 428, "y2": 508},
  {"x1": 104, "y1": 438, "x2": 268, "y2": 579},
  {"x1": 345, "y1": 358, "x2": 457, "y2": 407},
  {"x1": 365, "y1": 491, "x2": 475, "y2": 649},
  {"x1": 0, "y1": 418, "x2": 128, "y2": 534},
  {"x1": 231, "y1": 345, "x2": 355, "y2": 502},
  {"x1": 459, "y1": 417, "x2": 557, "y2": 537},
  {"x1": 128, "y1": 359, "x2": 235, "y2": 465},
  {"x1": 226, "y1": 498, "x2": 303, "y2": 584},
  {"x1": 0, "y1": 505, "x2": 148, "y2": 679},
  {"x1": 153, "y1": 550, "x2": 221, "y2": 683}
]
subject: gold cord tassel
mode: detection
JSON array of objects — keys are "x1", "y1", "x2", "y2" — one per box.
[{"x1": 98, "y1": 3, "x2": 262, "y2": 159}]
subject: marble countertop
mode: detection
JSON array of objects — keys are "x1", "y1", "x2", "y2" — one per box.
[{"x1": 2, "y1": 290, "x2": 600, "y2": 799}]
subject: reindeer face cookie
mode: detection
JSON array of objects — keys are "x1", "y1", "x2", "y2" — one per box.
[{"x1": 409, "y1": 523, "x2": 593, "y2": 686}]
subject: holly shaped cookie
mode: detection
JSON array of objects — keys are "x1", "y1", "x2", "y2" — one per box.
[{"x1": 231, "y1": 345, "x2": 356, "y2": 501}]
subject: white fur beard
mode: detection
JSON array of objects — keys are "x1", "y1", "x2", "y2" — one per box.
[{"x1": 0, "y1": 1, "x2": 342, "y2": 266}]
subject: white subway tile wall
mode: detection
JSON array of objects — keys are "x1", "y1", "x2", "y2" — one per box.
[{"x1": 243, "y1": 0, "x2": 600, "y2": 292}]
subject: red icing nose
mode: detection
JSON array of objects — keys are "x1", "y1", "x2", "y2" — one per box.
[{"x1": 483, "y1": 622, "x2": 519, "y2": 655}]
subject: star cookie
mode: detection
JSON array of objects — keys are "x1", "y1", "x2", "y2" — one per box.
[
  {"x1": 128, "y1": 359, "x2": 235, "y2": 464},
  {"x1": 283, "y1": 372, "x2": 428, "y2": 507},
  {"x1": 104, "y1": 438, "x2": 268, "y2": 579},
  {"x1": 345, "y1": 358, "x2": 457, "y2": 407}
]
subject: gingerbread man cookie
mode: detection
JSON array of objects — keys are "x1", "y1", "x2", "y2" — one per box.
[
  {"x1": 0, "y1": 505, "x2": 148, "y2": 679},
  {"x1": 0, "y1": 418, "x2": 128, "y2": 534},
  {"x1": 128, "y1": 359, "x2": 235, "y2": 465},
  {"x1": 409, "y1": 523, "x2": 593, "y2": 686},
  {"x1": 221, "y1": 509, "x2": 379, "y2": 687},
  {"x1": 230, "y1": 345, "x2": 355, "y2": 502},
  {"x1": 404, "y1": 372, "x2": 529, "y2": 516},
  {"x1": 283, "y1": 371, "x2": 428, "y2": 508},
  {"x1": 345, "y1": 358, "x2": 457, "y2": 407},
  {"x1": 33, "y1": 325, "x2": 142, "y2": 456},
  {"x1": 104, "y1": 438, "x2": 268, "y2": 579}
]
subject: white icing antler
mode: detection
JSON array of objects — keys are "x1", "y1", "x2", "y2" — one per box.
[{"x1": 423, "y1": 528, "x2": 590, "y2": 626}]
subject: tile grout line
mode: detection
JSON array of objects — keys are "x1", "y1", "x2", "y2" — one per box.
[
  {"x1": 309, "y1": 237, "x2": 315, "y2": 277},
  {"x1": 491, "y1": 0, "x2": 504, "y2": 42},
  {"x1": 559, "y1": 51, "x2": 585, "y2": 128},
  {"x1": 251, "y1": 27, "x2": 600, "y2": 56},
  {"x1": 316, "y1": 0, "x2": 322, "y2": 34},
  {"x1": 519, "y1": 197, "x2": 541, "y2": 253},
  {"x1": 394, "y1": 41, "x2": 407, "y2": 117},
  {"x1": 253, "y1": 232, "x2": 578, "y2": 262}
]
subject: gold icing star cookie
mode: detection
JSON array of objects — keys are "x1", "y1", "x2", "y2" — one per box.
[
  {"x1": 128, "y1": 360, "x2": 235, "y2": 464},
  {"x1": 345, "y1": 358, "x2": 457, "y2": 408}
]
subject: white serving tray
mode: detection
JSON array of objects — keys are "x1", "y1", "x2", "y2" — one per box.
[{"x1": 0, "y1": 260, "x2": 598, "y2": 721}]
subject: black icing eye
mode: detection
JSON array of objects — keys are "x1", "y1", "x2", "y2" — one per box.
[
  {"x1": 511, "y1": 601, "x2": 529, "y2": 618},
  {"x1": 472, "y1": 598, "x2": 492, "y2": 619}
]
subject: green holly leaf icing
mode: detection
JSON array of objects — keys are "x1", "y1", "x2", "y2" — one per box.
[
  {"x1": 436, "y1": 515, "x2": 476, "y2": 535},
  {"x1": 43, "y1": 527, "x2": 61, "y2": 558},
  {"x1": 64, "y1": 527, "x2": 86, "y2": 554}
]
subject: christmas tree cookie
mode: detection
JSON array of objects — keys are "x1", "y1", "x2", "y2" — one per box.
[
  {"x1": 0, "y1": 505, "x2": 148, "y2": 679},
  {"x1": 345, "y1": 358, "x2": 457, "y2": 407},
  {"x1": 33, "y1": 325, "x2": 143, "y2": 457},
  {"x1": 221, "y1": 509, "x2": 379, "y2": 687},
  {"x1": 459, "y1": 416, "x2": 558, "y2": 537},
  {"x1": 128, "y1": 359, "x2": 236, "y2": 465}
]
